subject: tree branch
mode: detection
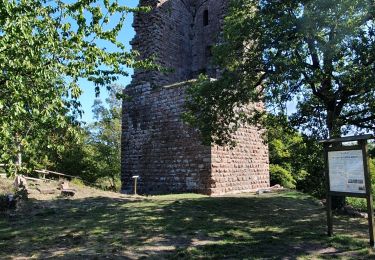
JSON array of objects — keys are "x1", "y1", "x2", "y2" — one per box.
[
  {"x1": 345, "y1": 115, "x2": 375, "y2": 125},
  {"x1": 305, "y1": 38, "x2": 321, "y2": 70}
]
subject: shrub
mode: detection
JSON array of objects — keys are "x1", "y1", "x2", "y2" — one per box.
[
  {"x1": 346, "y1": 197, "x2": 367, "y2": 211},
  {"x1": 71, "y1": 178, "x2": 85, "y2": 187},
  {"x1": 94, "y1": 177, "x2": 121, "y2": 192},
  {"x1": 269, "y1": 164, "x2": 296, "y2": 189}
]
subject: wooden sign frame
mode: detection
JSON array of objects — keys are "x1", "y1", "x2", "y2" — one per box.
[{"x1": 321, "y1": 134, "x2": 374, "y2": 246}]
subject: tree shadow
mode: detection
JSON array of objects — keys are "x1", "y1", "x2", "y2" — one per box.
[{"x1": 0, "y1": 192, "x2": 372, "y2": 259}]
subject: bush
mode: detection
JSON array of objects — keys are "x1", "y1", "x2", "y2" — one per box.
[
  {"x1": 94, "y1": 177, "x2": 121, "y2": 192},
  {"x1": 346, "y1": 197, "x2": 367, "y2": 211},
  {"x1": 269, "y1": 164, "x2": 296, "y2": 189},
  {"x1": 267, "y1": 116, "x2": 326, "y2": 197},
  {"x1": 370, "y1": 158, "x2": 375, "y2": 182},
  {"x1": 71, "y1": 178, "x2": 85, "y2": 187},
  {"x1": 296, "y1": 168, "x2": 326, "y2": 198}
]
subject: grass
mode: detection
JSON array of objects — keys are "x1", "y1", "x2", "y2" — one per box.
[{"x1": 0, "y1": 179, "x2": 374, "y2": 259}]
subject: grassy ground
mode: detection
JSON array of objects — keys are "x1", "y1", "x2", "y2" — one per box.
[{"x1": 0, "y1": 179, "x2": 374, "y2": 259}]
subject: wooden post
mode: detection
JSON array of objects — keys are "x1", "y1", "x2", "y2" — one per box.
[
  {"x1": 367, "y1": 193, "x2": 375, "y2": 247},
  {"x1": 324, "y1": 143, "x2": 333, "y2": 236},
  {"x1": 327, "y1": 195, "x2": 333, "y2": 236},
  {"x1": 361, "y1": 140, "x2": 375, "y2": 247}
]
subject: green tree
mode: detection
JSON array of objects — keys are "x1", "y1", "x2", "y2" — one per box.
[
  {"x1": 268, "y1": 117, "x2": 305, "y2": 189},
  {"x1": 267, "y1": 116, "x2": 325, "y2": 197},
  {"x1": 0, "y1": 0, "x2": 150, "y2": 174},
  {"x1": 52, "y1": 127, "x2": 90, "y2": 180},
  {"x1": 54, "y1": 85, "x2": 122, "y2": 191},
  {"x1": 185, "y1": 0, "x2": 374, "y2": 208},
  {"x1": 86, "y1": 84, "x2": 122, "y2": 190}
]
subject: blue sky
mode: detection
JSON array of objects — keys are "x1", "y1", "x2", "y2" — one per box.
[{"x1": 78, "y1": 0, "x2": 139, "y2": 123}]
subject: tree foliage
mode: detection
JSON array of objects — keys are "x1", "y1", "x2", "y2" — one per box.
[
  {"x1": 185, "y1": 0, "x2": 375, "y2": 145},
  {"x1": 0, "y1": 0, "x2": 150, "y2": 174},
  {"x1": 267, "y1": 116, "x2": 325, "y2": 197},
  {"x1": 86, "y1": 84, "x2": 122, "y2": 190},
  {"x1": 54, "y1": 85, "x2": 122, "y2": 191}
]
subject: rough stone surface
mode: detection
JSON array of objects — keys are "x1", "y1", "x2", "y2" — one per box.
[
  {"x1": 122, "y1": 83, "x2": 212, "y2": 194},
  {"x1": 121, "y1": 0, "x2": 270, "y2": 195},
  {"x1": 211, "y1": 119, "x2": 270, "y2": 195},
  {"x1": 131, "y1": 0, "x2": 226, "y2": 86}
]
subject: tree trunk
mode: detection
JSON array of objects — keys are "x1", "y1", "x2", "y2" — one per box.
[
  {"x1": 15, "y1": 134, "x2": 22, "y2": 175},
  {"x1": 17, "y1": 145, "x2": 22, "y2": 167},
  {"x1": 327, "y1": 111, "x2": 346, "y2": 209}
]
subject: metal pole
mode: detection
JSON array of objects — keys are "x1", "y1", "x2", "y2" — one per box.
[
  {"x1": 134, "y1": 177, "x2": 137, "y2": 195},
  {"x1": 132, "y1": 176, "x2": 139, "y2": 195}
]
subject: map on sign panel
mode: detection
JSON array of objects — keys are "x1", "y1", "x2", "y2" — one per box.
[{"x1": 328, "y1": 150, "x2": 366, "y2": 194}]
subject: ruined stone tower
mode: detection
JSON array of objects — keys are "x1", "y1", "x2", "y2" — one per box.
[{"x1": 121, "y1": 0, "x2": 269, "y2": 195}]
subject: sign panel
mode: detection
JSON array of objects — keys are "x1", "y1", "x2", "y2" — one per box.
[{"x1": 328, "y1": 150, "x2": 366, "y2": 194}]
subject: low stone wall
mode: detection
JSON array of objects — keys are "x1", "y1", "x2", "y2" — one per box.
[{"x1": 121, "y1": 82, "x2": 269, "y2": 195}]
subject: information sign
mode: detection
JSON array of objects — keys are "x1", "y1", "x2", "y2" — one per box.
[
  {"x1": 328, "y1": 150, "x2": 365, "y2": 194},
  {"x1": 321, "y1": 135, "x2": 374, "y2": 247}
]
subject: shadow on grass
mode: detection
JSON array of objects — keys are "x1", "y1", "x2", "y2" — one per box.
[{"x1": 0, "y1": 192, "x2": 372, "y2": 259}]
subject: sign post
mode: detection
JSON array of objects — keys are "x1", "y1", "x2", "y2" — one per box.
[
  {"x1": 321, "y1": 135, "x2": 374, "y2": 246},
  {"x1": 132, "y1": 175, "x2": 139, "y2": 195}
]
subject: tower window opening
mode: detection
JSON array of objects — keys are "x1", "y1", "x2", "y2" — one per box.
[{"x1": 203, "y1": 10, "x2": 209, "y2": 26}]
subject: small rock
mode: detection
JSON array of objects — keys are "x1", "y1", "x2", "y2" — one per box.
[{"x1": 59, "y1": 181, "x2": 70, "y2": 190}]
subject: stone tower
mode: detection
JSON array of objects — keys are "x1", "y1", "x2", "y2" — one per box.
[{"x1": 121, "y1": 0, "x2": 269, "y2": 195}]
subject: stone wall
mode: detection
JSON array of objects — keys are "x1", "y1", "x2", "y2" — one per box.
[
  {"x1": 121, "y1": 82, "x2": 212, "y2": 194},
  {"x1": 191, "y1": 0, "x2": 227, "y2": 77},
  {"x1": 211, "y1": 116, "x2": 270, "y2": 195},
  {"x1": 121, "y1": 82, "x2": 270, "y2": 195},
  {"x1": 131, "y1": 0, "x2": 227, "y2": 86}
]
